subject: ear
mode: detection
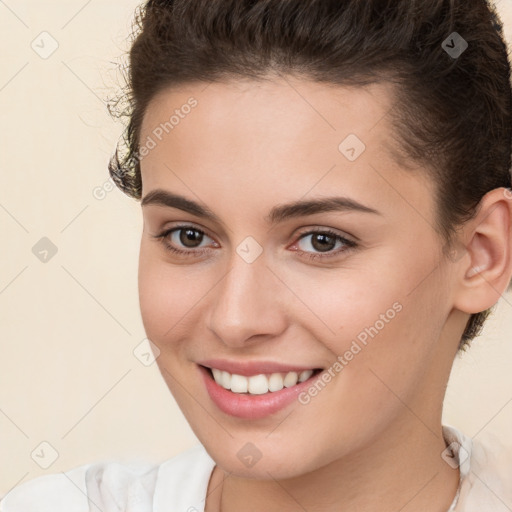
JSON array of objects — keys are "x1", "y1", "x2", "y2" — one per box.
[{"x1": 452, "y1": 187, "x2": 512, "y2": 315}]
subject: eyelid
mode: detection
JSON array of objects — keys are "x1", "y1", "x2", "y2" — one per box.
[
  {"x1": 157, "y1": 222, "x2": 217, "y2": 242},
  {"x1": 294, "y1": 225, "x2": 355, "y2": 240}
]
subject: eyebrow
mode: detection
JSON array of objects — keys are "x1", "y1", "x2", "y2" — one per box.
[{"x1": 141, "y1": 189, "x2": 382, "y2": 224}]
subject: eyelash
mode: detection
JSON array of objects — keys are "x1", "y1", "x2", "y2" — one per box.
[{"x1": 152, "y1": 224, "x2": 358, "y2": 261}]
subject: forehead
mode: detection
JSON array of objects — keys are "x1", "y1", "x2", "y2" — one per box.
[
  {"x1": 141, "y1": 76, "x2": 394, "y2": 145},
  {"x1": 139, "y1": 77, "x2": 435, "y2": 229}
]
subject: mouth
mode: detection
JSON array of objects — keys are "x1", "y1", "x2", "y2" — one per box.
[
  {"x1": 197, "y1": 359, "x2": 327, "y2": 419},
  {"x1": 202, "y1": 365, "x2": 323, "y2": 395}
]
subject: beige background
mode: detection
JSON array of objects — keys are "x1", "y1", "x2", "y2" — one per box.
[{"x1": 1, "y1": 0, "x2": 511, "y2": 496}]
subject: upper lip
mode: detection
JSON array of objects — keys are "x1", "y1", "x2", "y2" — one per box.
[{"x1": 198, "y1": 359, "x2": 322, "y2": 377}]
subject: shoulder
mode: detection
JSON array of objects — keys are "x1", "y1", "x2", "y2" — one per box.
[
  {"x1": 0, "y1": 462, "x2": 96, "y2": 512},
  {"x1": 0, "y1": 444, "x2": 214, "y2": 512},
  {"x1": 465, "y1": 429, "x2": 512, "y2": 506},
  {"x1": 443, "y1": 424, "x2": 512, "y2": 512}
]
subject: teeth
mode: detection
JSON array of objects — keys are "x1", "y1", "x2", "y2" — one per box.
[
  {"x1": 212, "y1": 368, "x2": 222, "y2": 382},
  {"x1": 268, "y1": 372, "x2": 284, "y2": 392},
  {"x1": 209, "y1": 368, "x2": 316, "y2": 395},
  {"x1": 248, "y1": 374, "x2": 268, "y2": 395},
  {"x1": 283, "y1": 371, "x2": 298, "y2": 387},
  {"x1": 230, "y1": 374, "x2": 248, "y2": 393},
  {"x1": 298, "y1": 369, "x2": 314, "y2": 382},
  {"x1": 221, "y1": 370, "x2": 231, "y2": 389}
]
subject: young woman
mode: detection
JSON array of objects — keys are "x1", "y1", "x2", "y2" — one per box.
[{"x1": 2, "y1": 0, "x2": 511, "y2": 511}]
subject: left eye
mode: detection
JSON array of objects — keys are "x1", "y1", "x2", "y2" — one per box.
[{"x1": 292, "y1": 229, "x2": 357, "y2": 257}]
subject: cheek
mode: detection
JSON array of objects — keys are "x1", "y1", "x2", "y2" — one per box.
[
  {"x1": 138, "y1": 244, "x2": 191, "y2": 343},
  {"x1": 287, "y1": 255, "x2": 443, "y2": 379},
  {"x1": 137, "y1": 247, "x2": 204, "y2": 401},
  {"x1": 137, "y1": 242, "x2": 220, "y2": 345},
  {"x1": 278, "y1": 263, "x2": 404, "y2": 354}
]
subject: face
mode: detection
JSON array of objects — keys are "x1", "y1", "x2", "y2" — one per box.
[{"x1": 138, "y1": 77, "x2": 462, "y2": 479}]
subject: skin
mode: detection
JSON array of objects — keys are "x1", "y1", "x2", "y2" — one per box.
[{"x1": 137, "y1": 76, "x2": 512, "y2": 512}]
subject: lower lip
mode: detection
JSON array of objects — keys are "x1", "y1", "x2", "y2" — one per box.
[{"x1": 198, "y1": 365, "x2": 322, "y2": 419}]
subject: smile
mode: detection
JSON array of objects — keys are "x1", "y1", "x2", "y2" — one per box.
[
  {"x1": 198, "y1": 363, "x2": 324, "y2": 419},
  {"x1": 209, "y1": 367, "x2": 321, "y2": 395}
]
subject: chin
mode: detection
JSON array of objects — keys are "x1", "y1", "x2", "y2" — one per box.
[{"x1": 199, "y1": 435, "x2": 325, "y2": 480}]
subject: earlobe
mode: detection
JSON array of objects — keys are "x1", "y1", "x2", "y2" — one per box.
[{"x1": 453, "y1": 187, "x2": 512, "y2": 314}]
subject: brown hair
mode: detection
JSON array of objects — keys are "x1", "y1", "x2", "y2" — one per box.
[{"x1": 108, "y1": 0, "x2": 512, "y2": 351}]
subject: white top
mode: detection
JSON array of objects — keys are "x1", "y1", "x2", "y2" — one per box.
[{"x1": 1, "y1": 425, "x2": 511, "y2": 512}]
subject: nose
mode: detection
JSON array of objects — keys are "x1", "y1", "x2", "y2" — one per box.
[{"x1": 206, "y1": 251, "x2": 288, "y2": 347}]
